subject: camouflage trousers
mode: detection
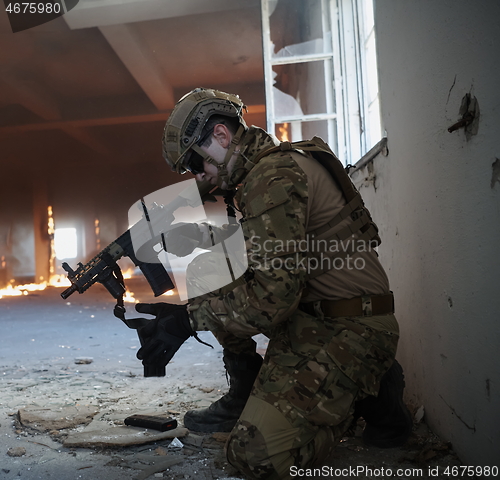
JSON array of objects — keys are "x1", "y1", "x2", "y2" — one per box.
[{"x1": 220, "y1": 306, "x2": 399, "y2": 480}]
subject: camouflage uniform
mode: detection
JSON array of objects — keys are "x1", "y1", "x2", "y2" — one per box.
[{"x1": 188, "y1": 127, "x2": 399, "y2": 479}]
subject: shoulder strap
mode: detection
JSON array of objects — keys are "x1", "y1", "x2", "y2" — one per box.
[
  {"x1": 252, "y1": 142, "x2": 288, "y2": 164},
  {"x1": 284, "y1": 137, "x2": 358, "y2": 201},
  {"x1": 252, "y1": 137, "x2": 356, "y2": 201}
]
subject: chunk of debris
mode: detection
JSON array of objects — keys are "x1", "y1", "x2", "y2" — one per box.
[
  {"x1": 135, "y1": 457, "x2": 184, "y2": 480},
  {"x1": 74, "y1": 357, "x2": 93, "y2": 365},
  {"x1": 63, "y1": 425, "x2": 188, "y2": 448},
  {"x1": 199, "y1": 387, "x2": 214, "y2": 393},
  {"x1": 155, "y1": 446, "x2": 168, "y2": 456},
  {"x1": 168, "y1": 437, "x2": 184, "y2": 449},
  {"x1": 7, "y1": 447, "x2": 26, "y2": 457},
  {"x1": 18, "y1": 405, "x2": 99, "y2": 432}
]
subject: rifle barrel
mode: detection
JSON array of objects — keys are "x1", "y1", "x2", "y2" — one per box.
[{"x1": 61, "y1": 284, "x2": 78, "y2": 299}]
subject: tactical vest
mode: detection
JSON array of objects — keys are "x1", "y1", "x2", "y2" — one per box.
[{"x1": 251, "y1": 137, "x2": 381, "y2": 281}]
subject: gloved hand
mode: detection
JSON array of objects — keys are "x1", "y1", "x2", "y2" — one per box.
[
  {"x1": 165, "y1": 223, "x2": 203, "y2": 257},
  {"x1": 135, "y1": 302, "x2": 194, "y2": 369}
]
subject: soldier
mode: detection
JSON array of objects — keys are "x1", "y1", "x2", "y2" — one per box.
[{"x1": 135, "y1": 88, "x2": 413, "y2": 479}]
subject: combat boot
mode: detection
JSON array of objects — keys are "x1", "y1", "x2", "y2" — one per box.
[
  {"x1": 353, "y1": 359, "x2": 413, "y2": 448},
  {"x1": 183, "y1": 350, "x2": 263, "y2": 433}
]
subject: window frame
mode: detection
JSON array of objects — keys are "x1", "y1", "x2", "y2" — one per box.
[{"x1": 261, "y1": 0, "x2": 382, "y2": 165}]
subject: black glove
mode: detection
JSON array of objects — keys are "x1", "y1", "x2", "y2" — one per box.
[
  {"x1": 135, "y1": 302, "x2": 194, "y2": 369},
  {"x1": 165, "y1": 223, "x2": 203, "y2": 257}
]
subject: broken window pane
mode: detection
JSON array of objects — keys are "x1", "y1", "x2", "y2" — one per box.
[
  {"x1": 262, "y1": 0, "x2": 382, "y2": 164},
  {"x1": 272, "y1": 60, "x2": 334, "y2": 118},
  {"x1": 269, "y1": 0, "x2": 332, "y2": 58},
  {"x1": 275, "y1": 119, "x2": 336, "y2": 152}
]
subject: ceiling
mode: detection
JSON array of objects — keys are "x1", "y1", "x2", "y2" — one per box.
[{"x1": 0, "y1": 0, "x2": 266, "y2": 220}]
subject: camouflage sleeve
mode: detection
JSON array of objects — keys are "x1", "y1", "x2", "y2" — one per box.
[{"x1": 188, "y1": 153, "x2": 309, "y2": 337}]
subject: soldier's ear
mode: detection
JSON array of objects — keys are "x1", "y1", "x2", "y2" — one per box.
[{"x1": 213, "y1": 124, "x2": 231, "y2": 148}]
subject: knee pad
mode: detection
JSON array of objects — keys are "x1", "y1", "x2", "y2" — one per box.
[{"x1": 226, "y1": 422, "x2": 280, "y2": 480}]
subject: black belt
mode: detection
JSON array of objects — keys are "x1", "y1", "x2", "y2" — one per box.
[{"x1": 299, "y1": 293, "x2": 394, "y2": 318}]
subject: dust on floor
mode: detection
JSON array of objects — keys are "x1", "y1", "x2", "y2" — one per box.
[{"x1": 0, "y1": 278, "x2": 462, "y2": 479}]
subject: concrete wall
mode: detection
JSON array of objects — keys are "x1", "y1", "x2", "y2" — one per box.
[
  {"x1": 0, "y1": 180, "x2": 35, "y2": 281},
  {"x1": 351, "y1": 0, "x2": 500, "y2": 464}
]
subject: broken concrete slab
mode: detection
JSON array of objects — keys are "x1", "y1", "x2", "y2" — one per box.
[
  {"x1": 63, "y1": 425, "x2": 189, "y2": 448},
  {"x1": 18, "y1": 405, "x2": 99, "y2": 431}
]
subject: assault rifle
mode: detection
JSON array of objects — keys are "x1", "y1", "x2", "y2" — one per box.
[{"x1": 60, "y1": 180, "x2": 216, "y2": 377}]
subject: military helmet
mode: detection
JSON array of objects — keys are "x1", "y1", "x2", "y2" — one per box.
[{"x1": 162, "y1": 87, "x2": 247, "y2": 174}]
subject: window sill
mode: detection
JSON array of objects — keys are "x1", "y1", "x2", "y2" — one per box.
[{"x1": 347, "y1": 137, "x2": 388, "y2": 176}]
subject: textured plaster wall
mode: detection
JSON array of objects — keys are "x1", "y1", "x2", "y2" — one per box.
[{"x1": 353, "y1": 0, "x2": 500, "y2": 464}]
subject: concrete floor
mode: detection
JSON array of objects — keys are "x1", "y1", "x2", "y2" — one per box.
[{"x1": 0, "y1": 276, "x2": 462, "y2": 480}]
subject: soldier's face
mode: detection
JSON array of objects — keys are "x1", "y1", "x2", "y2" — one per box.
[
  {"x1": 195, "y1": 159, "x2": 219, "y2": 186},
  {"x1": 194, "y1": 124, "x2": 238, "y2": 189}
]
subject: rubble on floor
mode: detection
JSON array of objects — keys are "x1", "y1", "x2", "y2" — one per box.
[{"x1": 0, "y1": 277, "x2": 463, "y2": 479}]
